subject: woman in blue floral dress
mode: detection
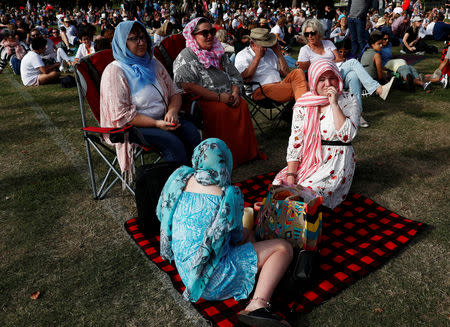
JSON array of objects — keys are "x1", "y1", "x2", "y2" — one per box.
[{"x1": 157, "y1": 138, "x2": 293, "y2": 327}]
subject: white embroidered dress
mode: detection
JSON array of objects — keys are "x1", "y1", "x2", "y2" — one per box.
[{"x1": 273, "y1": 93, "x2": 360, "y2": 209}]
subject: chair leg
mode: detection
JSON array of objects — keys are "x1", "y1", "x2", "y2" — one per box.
[
  {"x1": 249, "y1": 104, "x2": 265, "y2": 135},
  {"x1": 84, "y1": 138, "x2": 99, "y2": 199}
]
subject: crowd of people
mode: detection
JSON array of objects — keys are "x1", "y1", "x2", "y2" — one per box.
[{"x1": 1, "y1": 1, "x2": 449, "y2": 326}]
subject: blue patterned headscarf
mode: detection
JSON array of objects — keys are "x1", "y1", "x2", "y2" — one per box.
[
  {"x1": 157, "y1": 138, "x2": 244, "y2": 302},
  {"x1": 112, "y1": 21, "x2": 158, "y2": 93}
]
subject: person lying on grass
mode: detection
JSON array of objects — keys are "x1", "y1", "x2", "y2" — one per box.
[
  {"x1": 157, "y1": 138, "x2": 293, "y2": 327},
  {"x1": 382, "y1": 31, "x2": 436, "y2": 90},
  {"x1": 20, "y1": 36, "x2": 60, "y2": 86},
  {"x1": 363, "y1": 30, "x2": 431, "y2": 91}
]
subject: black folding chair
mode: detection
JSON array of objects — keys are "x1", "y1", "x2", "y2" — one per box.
[{"x1": 242, "y1": 81, "x2": 294, "y2": 135}]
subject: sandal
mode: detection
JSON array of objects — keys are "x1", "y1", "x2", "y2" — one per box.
[{"x1": 237, "y1": 307, "x2": 291, "y2": 327}]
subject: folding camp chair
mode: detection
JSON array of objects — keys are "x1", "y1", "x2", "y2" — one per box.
[
  {"x1": 74, "y1": 49, "x2": 162, "y2": 199},
  {"x1": 242, "y1": 81, "x2": 294, "y2": 135}
]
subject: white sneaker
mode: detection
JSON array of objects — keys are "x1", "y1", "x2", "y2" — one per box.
[
  {"x1": 415, "y1": 51, "x2": 425, "y2": 55},
  {"x1": 359, "y1": 116, "x2": 370, "y2": 128},
  {"x1": 400, "y1": 50, "x2": 406, "y2": 54},
  {"x1": 441, "y1": 74, "x2": 448, "y2": 89},
  {"x1": 422, "y1": 81, "x2": 431, "y2": 91},
  {"x1": 380, "y1": 77, "x2": 395, "y2": 100}
]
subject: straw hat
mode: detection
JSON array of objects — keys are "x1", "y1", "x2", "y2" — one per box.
[
  {"x1": 375, "y1": 17, "x2": 386, "y2": 27},
  {"x1": 249, "y1": 28, "x2": 277, "y2": 47}
]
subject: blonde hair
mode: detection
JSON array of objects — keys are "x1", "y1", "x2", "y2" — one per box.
[
  {"x1": 302, "y1": 18, "x2": 324, "y2": 37},
  {"x1": 301, "y1": 18, "x2": 324, "y2": 43},
  {"x1": 215, "y1": 29, "x2": 227, "y2": 43}
]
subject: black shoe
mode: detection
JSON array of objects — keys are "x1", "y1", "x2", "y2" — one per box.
[{"x1": 238, "y1": 307, "x2": 291, "y2": 327}]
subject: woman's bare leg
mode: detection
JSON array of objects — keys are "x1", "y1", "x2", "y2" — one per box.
[{"x1": 245, "y1": 239, "x2": 293, "y2": 312}]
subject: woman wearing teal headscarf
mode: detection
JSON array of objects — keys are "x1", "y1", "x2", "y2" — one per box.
[
  {"x1": 100, "y1": 21, "x2": 201, "y2": 180},
  {"x1": 157, "y1": 138, "x2": 293, "y2": 327}
]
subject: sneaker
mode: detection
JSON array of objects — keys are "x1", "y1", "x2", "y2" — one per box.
[
  {"x1": 415, "y1": 51, "x2": 425, "y2": 55},
  {"x1": 423, "y1": 81, "x2": 432, "y2": 91},
  {"x1": 400, "y1": 49, "x2": 406, "y2": 54},
  {"x1": 379, "y1": 77, "x2": 395, "y2": 100},
  {"x1": 418, "y1": 73, "x2": 425, "y2": 82},
  {"x1": 441, "y1": 74, "x2": 448, "y2": 89},
  {"x1": 359, "y1": 116, "x2": 370, "y2": 128},
  {"x1": 59, "y1": 60, "x2": 69, "y2": 73}
]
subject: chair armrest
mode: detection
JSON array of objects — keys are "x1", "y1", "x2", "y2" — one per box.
[
  {"x1": 81, "y1": 124, "x2": 133, "y2": 134},
  {"x1": 243, "y1": 81, "x2": 269, "y2": 98}
]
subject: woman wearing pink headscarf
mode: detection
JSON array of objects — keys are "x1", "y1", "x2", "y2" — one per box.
[
  {"x1": 273, "y1": 60, "x2": 360, "y2": 209},
  {"x1": 173, "y1": 17, "x2": 266, "y2": 168}
]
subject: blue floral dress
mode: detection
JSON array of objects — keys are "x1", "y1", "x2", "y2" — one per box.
[{"x1": 171, "y1": 191, "x2": 258, "y2": 301}]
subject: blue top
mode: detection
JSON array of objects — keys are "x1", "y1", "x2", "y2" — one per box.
[
  {"x1": 157, "y1": 138, "x2": 248, "y2": 302},
  {"x1": 380, "y1": 42, "x2": 392, "y2": 67},
  {"x1": 172, "y1": 192, "x2": 257, "y2": 301}
]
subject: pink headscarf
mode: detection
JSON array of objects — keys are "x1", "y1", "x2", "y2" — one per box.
[
  {"x1": 182, "y1": 17, "x2": 224, "y2": 70},
  {"x1": 0, "y1": 39, "x2": 26, "y2": 60},
  {"x1": 293, "y1": 59, "x2": 344, "y2": 183}
]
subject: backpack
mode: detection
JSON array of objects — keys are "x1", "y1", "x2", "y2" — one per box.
[{"x1": 135, "y1": 162, "x2": 181, "y2": 236}]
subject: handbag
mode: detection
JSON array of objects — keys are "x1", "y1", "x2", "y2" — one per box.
[
  {"x1": 256, "y1": 183, "x2": 323, "y2": 294},
  {"x1": 255, "y1": 183, "x2": 323, "y2": 250}
]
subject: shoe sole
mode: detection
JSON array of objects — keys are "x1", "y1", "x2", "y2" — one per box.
[{"x1": 238, "y1": 312, "x2": 291, "y2": 327}]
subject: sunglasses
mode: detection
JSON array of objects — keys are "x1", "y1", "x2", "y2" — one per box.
[
  {"x1": 194, "y1": 27, "x2": 216, "y2": 38},
  {"x1": 304, "y1": 31, "x2": 317, "y2": 37},
  {"x1": 383, "y1": 37, "x2": 389, "y2": 40}
]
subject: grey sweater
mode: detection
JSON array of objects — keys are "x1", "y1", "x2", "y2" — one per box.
[{"x1": 348, "y1": 0, "x2": 369, "y2": 19}]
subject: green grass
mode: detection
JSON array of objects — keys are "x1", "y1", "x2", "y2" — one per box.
[{"x1": 1, "y1": 41, "x2": 449, "y2": 327}]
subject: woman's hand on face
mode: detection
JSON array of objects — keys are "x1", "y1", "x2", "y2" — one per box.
[
  {"x1": 326, "y1": 86, "x2": 339, "y2": 105},
  {"x1": 156, "y1": 119, "x2": 180, "y2": 131}
]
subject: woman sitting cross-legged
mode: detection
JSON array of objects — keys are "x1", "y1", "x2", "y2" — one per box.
[
  {"x1": 157, "y1": 138, "x2": 293, "y2": 327},
  {"x1": 100, "y1": 21, "x2": 201, "y2": 179},
  {"x1": 273, "y1": 60, "x2": 360, "y2": 209},
  {"x1": 297, "y1": 18, "x2": 395, "y2": 128},
  {"x1": 173, "y1": 17, "x2": 265, "y2": 168}
]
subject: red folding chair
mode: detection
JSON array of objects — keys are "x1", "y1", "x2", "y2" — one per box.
[{"x1": 74, "y1": 49, "x2": 162, "y2": 199}]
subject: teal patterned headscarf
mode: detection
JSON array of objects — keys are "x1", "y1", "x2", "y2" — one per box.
[{"x1": 157, "y1": 138, "x2": 244, "y2": 302}]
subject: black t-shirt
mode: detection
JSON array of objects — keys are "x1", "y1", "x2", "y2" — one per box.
[
  {"x1": 151, "y1": 19, "x2": 161, "y2": 29},
  {"x1": 405, "y1": 26, "x2": 418, "y2": 44}
]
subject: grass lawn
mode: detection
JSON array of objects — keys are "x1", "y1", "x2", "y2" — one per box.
[{"x1": 0, "y1": 41, "x2": 449, "y2": 327}]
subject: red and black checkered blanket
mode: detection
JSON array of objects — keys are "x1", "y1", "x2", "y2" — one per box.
[{"x1": 125, "y1": 172, "x2": 423, "y2": 327}]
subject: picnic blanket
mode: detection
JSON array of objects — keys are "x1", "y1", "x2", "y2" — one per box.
[
  {"x1": 124, "y1": 171, "x2": 423, "y2": 327},
  {"x1": 392, "y1": 54, "x2": 425, "y2": 66}
]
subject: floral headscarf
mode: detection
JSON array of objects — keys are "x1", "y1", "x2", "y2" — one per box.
[
  {"x1": 157, "y1": 138, "x2": 244, "y2": 302},
  {"x1": 292, "y1": 59, "x2": 344, "y2": 184},
  {"x1": 182, "y1": 17, "x2": 224, "y2": 70}
]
